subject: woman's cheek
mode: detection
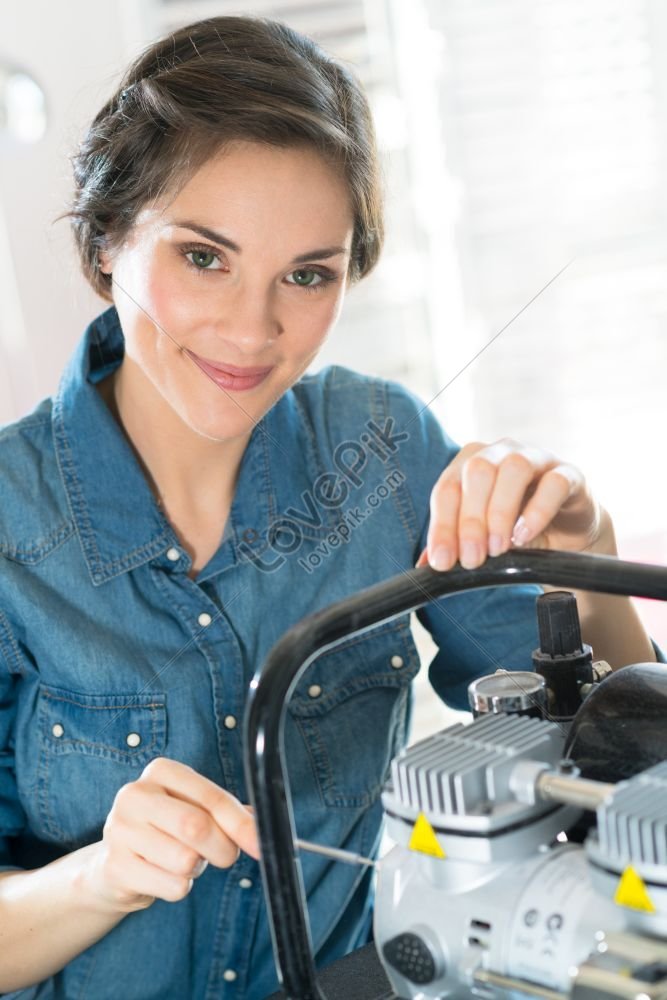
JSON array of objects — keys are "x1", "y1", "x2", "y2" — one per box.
[
  {"x1": 301, "y1": 289, "x2": 345, "y2": 349},
  {"x1": 328, "y1": 283, "x2": 347, "y2": 329},
  {"x1": 143, "y1": 266, "x2": 190, "y2": 330}
]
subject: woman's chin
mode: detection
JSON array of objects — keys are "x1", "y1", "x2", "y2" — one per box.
[{"x1": 181, "y1": 406, "x2": 262, "y2": 446}]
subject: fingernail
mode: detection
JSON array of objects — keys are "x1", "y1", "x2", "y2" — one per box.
[
  {"x1": 460, "y1": 541, "x2": 481, "y2": 568},
  {"x1": 488, "y1": 534, "x2": 504, "y2": 557},
  {"x1": 512, "y1": 516, "x2": 530, "y2": 546},
  {"x1": 192, "y1": 858, "x2": 209, "y2": 878},
  {"x1": 430, "y1": 545, "x2": 451, "y2": 571}
]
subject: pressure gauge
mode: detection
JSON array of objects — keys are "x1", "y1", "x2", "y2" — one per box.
[{"x1": 468, "y1": 670, "x2": 547, "y2": 718}]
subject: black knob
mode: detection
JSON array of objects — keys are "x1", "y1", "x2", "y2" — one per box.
[
  {"x1": 537, "y1": 591, "x2": 583, "y2": 656},
  {"x1": 532, "y1": 591, "x2": 593, "y2": 721}
]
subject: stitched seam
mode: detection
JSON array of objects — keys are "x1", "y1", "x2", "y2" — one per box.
[
  {"x1": 52, "y1": 394, "x2": 168, "y2": 581},
  {"x1": 259, "y1": 424, "x2": 279, "y2": 523},
  {"x1": 314, "y1": 617, "x2": 408, "y2": 653},
  {"x1": 43, "y1": 693, "x2": 164, "y2": 710},
  {"x1": 88, "y1": 542, "x2": 171, "y2": 583},
  {"x1": 289, "y1": 667, "x2": 419, "y2": 717},
  {"x1": 87, "y1": 535, "x2": 172, "y2": 574},
  {"x1": 292, "y1": 389, "x2": 324, "y2": 481},
  {"x1": 0, "y1": 520, "x2": 77, "y2": 564},
  {"x1": 0, "y1": 605, "x2": 26, "y2": 677},
  {"x1": 52, "y1": 394, "x2": 104, "y2": 577},
  {"x1": 290, "y1": 389, "x2": 339, "y2": 532},
  {"x1": 38, "y1": 733, "x2": 65, "y2": 840},
  {"x1": 0, "y1": 412, "x2": 51, "y2": 442},
  {"x1": 374, "y1": 380, "x2": 420, "y2": 546},
  {"x1": 296, "y1": 683, "x2": 405, "y2": 808},
  {"x1": 294, "y1": 715, "x2": 337, "y2": 803},
  {"x1": 48, "y1": 737, "x2": 158, "y2": 758},
  {"x1": 150, "y1": 566, "x2": 239, "y2": 790}
]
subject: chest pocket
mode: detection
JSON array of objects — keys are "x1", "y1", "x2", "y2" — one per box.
[
  {"x1": 286, "y1": 617, "x2": 420, "y2": 809},
  {"x1": 36, "y1": 684, "x2": 167, "y2": 847}
]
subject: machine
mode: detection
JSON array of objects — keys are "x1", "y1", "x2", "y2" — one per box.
[{"x1": 245, "y1": 549, "x2": 667, "y2": 999}]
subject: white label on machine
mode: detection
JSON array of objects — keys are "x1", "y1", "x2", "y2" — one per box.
[{"x1": 505, "y1": 848, "x2": 592, "y2": 991}]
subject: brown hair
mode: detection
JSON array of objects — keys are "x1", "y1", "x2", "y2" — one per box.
[{"x1": 68, "y1": 15, "x2": 384, "y2": 300}]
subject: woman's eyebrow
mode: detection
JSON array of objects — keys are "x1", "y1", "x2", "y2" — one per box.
[
  {"x1": 291, "y1": 246, "x2": 348, "y2": 265},
  {"x1": 170, "y1": 220, "x2": 241, "y2": 253},
  {"x1": 169, "y1": 220, "x2": 348, "y2": 264}
]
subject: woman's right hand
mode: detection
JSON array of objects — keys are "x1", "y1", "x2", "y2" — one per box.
[{"x1": 82, "y1": 757, "x2": 259, "y2": 913}]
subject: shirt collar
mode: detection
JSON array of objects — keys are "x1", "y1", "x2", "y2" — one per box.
[
  {"x1": 52, "y1": 307, "x2": 322, "y2": 584},
  {"x1": 52, "y1": 306, "x2": 277, "y2": 585},
  {"x1": 52, "y1": 307, "x2": 175, "y2": 584}
]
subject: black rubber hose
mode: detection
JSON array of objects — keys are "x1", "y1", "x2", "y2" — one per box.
[{"x1": 243, "y1": 549, "x2": 667, "y2": 999}]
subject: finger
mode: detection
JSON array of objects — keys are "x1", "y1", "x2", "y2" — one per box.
[
  {"x1": 111, "y1": 779, "x2": 238, "y2": 869},
  {"x1": 457, "y1": 452, "x2": 499, "y2": 568},
  {"x1": 429, "y1": 441, "x2": 534, "y2": 569},
  {"x1": 486, "y1": 451, "x2": 542, "y2": 555},
  {"x1": 140, "y1": 758, "x2": 260, "y2": 861},
  {"x1": 415, "y1": 547, "x2": 429, "y2": 568},
  {"x1": 130, "y1": 780, "x2": 244, "y2": 868},
  {"x1": 426, "y1": 442, "x2": 487, "y2": 571},
  {"x1": 511, "y1": 464, "x2": 582, "y2": 546},
  {"x1": 116, "y1": 818, "x2": 207, "y2": 879},
  {"x1": 104, "y1": 846, "x2": 194, "y2": 906},
  {"x1": 426, "y1": 476, "x2": 461, "y2": 571}
]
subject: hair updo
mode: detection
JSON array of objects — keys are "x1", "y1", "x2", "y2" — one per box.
[{"x1": 68, "y1": 15, "x2": 384, "y2": 301}]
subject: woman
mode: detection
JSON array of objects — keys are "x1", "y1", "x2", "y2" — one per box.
[{"x1": 0, "y1": 15, "x2": 655, "y2": 999}]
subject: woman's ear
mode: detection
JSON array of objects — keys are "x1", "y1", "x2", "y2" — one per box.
[{"x1": 98, "y1": 249, "x2": 112, "y2": 275}]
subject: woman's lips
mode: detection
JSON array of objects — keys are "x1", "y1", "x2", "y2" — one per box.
[{"x1": 185, "y1": 350, "x2": 274, "y2": 391}]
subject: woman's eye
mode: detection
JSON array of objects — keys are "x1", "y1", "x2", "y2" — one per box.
[
  {"x1": 287, "y1": 269, "x2": 322, "y2": 288},
  {"x1": 186, "y1": 249, "x2": 222, "y2": 270}
]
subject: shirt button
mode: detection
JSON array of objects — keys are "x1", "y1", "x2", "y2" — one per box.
[
  {"x1": 223, "y1": 969, "x2": 237, "y2": 982},
  {"x1": 390, "y1": 655, "x2": 404, "y2": 669},
  {"x1": 239, "y1": 877, "x2": 253, "y2": 889},
  {"x1": 308, "y1": 684, "x2": 322, "y2": 699},
  {"x1": 126, "y1": 732, "x2": 141, "y2": 748},
  {"x1": 242, "y1": 527, "x2": 258, "y2": 544},
  {"x1": 166, "y1": 547, "x2": 180, "y2": 562},
  {"x1": 198, "y1": 612, "x2": 212, "y2": 627},
  {"x1": 224, "y1": 715, "x2": 237, "y2": 730},
  {"x1": 52, "y1": 723, "x2": 64, "y2": 738}
]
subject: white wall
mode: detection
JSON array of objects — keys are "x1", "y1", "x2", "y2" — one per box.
[{"x1": 0, "y1": 1, "x2": 161, "y2": 421}]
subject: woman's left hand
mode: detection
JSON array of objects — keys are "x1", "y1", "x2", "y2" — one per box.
[{"x1": 418, "y1": 438, "x2": 614, "y2": 571}]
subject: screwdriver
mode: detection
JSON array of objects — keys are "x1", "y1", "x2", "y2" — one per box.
[{"x1": 294, "y1": 837, "x2": 377, "y2": 868}]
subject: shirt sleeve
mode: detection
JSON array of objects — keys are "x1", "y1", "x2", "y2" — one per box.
[
  {"x1": 418, "y1": 588, "x2": 541, "y2": 710},
  {"x1": 385, "y1": 380, "x2": 543, "y2": 711}
]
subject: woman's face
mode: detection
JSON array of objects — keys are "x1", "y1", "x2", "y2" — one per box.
[{"x1": 101, "y1": 141, "x2": 354, "y2": 443}]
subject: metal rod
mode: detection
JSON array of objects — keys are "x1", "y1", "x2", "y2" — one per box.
[
  {"x1": 536, "y1": 772, "x2": 615, "y2": 810},
  {"x1": 244, "y1": 549, "x2": 667, "y2": 1000},
  {"x1": 473, "y1": 968, "x2": 566, "y2": 999},
  {"x1": 294, "y1": 838, "x2": 377, "y2": 869}
]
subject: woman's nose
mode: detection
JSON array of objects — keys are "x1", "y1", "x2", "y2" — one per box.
[{"x1": 215, "y1": 285, "x2": 283, "y2": 353}]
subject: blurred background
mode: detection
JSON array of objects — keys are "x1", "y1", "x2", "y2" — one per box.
[{"x1": 1, "y1": 0, "x2": 666, "y2": 733}]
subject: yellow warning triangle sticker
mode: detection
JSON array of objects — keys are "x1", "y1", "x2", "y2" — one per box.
[
  {"x1": 408, "y1": 812, "x2": 446, "y2": 859},
  {"x1": 613, "y1": 866, "x2": 657, "y2": 913}
]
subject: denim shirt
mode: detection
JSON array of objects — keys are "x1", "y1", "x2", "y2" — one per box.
[{"x1": 0, "y1": 307, "x2": 543, "y2": 999}]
